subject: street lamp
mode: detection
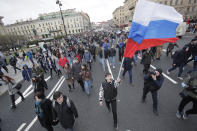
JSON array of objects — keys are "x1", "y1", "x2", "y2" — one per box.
[{"x1": 56, "y1": 0, "x2": 67, "y2": 36}]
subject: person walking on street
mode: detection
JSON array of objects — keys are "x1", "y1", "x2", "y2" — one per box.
[
  {"x1": 81, "y1": 64, "x2": 92, "y2": 96},
  {"x1": 9, "y1": 56, "x2": 21, "y2": 74},
  {"x1": 32, "y1": 63, "x2": 48, "y2": 93},
  {"x1": 142, "y1": 68, "x2": 164, "y2": 116},
  {"x1": 141, "y1": 49, "x2": 152, "y2": 74},
  {"x1": 72, "y1": 58, "x2": 85, "y2": 91},
  {"x1": 83, "y1": 49, "x2": 92, "y2": 70},
  {"x1": 22, "y1": 64, "x2": 32, "y2": 83},
  {"x1": 34, "y1": 92, "x2": 54, "y2": 131},
  {"x1": 176, "y1": 73, "x2": 197, "y2": 119},
  {"x1": 99, "y1": 72, "x2": 121, "y2": 130},
  {"x1": 109, "y1": 45, "x2": 116, "y2": 69},
  {"x1": 52, "y1": 91, "x2": 78, "y2": 131},
  {"x1": 122, "y1": 57, "x2": 134, "y2": 86},
  {"x1": 167, "y1": 46, "x2": 190, "y2": 80},
  {"x1": 0, "y1": 55, "x2": 8, "y2": 73},
  {"x1": 1, "y1": 75, "x2": 24, "y2": 109},
  {"x1": 64, "y1": 63, "x2": 75, "y2": 92}
]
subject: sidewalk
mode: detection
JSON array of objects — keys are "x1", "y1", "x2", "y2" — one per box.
[{"x1": 0, "y1": 59, "x2": 33, "y2": 95}]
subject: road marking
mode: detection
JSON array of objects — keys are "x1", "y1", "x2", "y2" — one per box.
[
  {"x1": 24, "y1": 76, "x2": 65, "y2": 131},
  {"x1": 16, "y1": 123, "x2": 26, "y2": 131},
  {"x1": 138, "y1": 56, "x2": 178, "y2": 84},
  {"x1": 106, "y1": 59, "x2": 114, "y2": 79},
  {"x1": 15, "y1": 76, "x2": 51, "y2": 105},
  {"x1": 162, "y1": 49, "x2": 167, "y2": 52}
]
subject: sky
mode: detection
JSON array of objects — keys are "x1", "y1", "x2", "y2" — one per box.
[{"x1": 0, "y1": 0, "x2": 124, "y2": 25}]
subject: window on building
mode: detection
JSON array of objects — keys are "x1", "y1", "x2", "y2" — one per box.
[
  {"x1": 170, "y1": 0, "x2": 173, "y2": 5},
  {"x1": 78, "y1": 29, "x2": 80, "y2": 32},
  {"x1": 72, "y1": 30, "x2": 74, "y2": 33},
  {"x1": 181, "y1": 0, "x2": 184, "y2": 5},
  {"x1": 40, "y1": 29, "x2": 42, "y2": 32},
  {"x1": 188, "y1": 0, "x2": 191, "y2": 4},
  {"x1": 69, "y1": 30, "x2": 71, "y2": 34},
  {"x1": 192, "y1": 6, "x2": 195, "y2": 11},
  {"x1": 165, "y1": 1, "x2": 167, "y2": 4},
  {"x1": 27, "y1": 26, "x2": 29, "y2": 29},
  {"x1": 175, "y1": 0, "x2": 178, "y2": 5},
  {"x1": 39, "y1": 24, "x2": 41, "y2": 27}
]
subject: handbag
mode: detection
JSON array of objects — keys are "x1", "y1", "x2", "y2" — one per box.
[{"x1": 179, "y1": 89, "x2": 188, "y2": 98}]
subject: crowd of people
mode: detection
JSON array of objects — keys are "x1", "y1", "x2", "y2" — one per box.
[{"x1": 0, "y1": 30, "x2": 196, "y2": 131}]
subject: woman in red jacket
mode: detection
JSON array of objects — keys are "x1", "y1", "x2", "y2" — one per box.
[{"x1": 58, "y1": 55, "x2": 69, "y2": 68}]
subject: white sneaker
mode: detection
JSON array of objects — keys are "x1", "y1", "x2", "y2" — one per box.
[
  {"x1": 177, "y1": 77, "x2": 183, "y2": 80},
  {"x1": 176, "y1": 111, "x2": 182, "y2": 119},
  {"x1": 113, "y1": 66, "x2": 115, "y2": 69},
  {"x1": 167, "y1": 70, "x2": 170, "y2": 75}
]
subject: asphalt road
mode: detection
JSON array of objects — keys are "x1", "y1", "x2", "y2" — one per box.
[{"x1": 0, "y1": 33, "x2": 197, "y2": 131}]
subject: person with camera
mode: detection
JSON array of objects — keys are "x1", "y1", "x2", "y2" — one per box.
[
  {"x1": 34, "y1": 91, "x2": 54, "y2": 131},
  {"x1": 32, "y1": 63, "x2": 48, "y2": 93},
  {"x1": 99, "y1": 72, "x2": 121, "y2": 130},
  {"x1": 176, "y1": 73, "x2": 197, "y2": 119},
  {"x1": 141, "y1": 68, "x2": 164, "y2": 116}
]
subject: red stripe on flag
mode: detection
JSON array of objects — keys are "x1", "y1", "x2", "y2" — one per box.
[{"x1": 123, "y1": 37, "x2": 178, "y2": 58}]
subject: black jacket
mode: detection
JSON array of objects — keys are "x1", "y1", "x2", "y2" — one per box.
[
  {"x1": 173, "y1": 49, "x2": 190, "y2": 66},
  {"x1": 144, "y1": 72, "x2": 164, "y2": 91},
  {"x1": 99, "y1": 49, "x2": 109, "y2": 59},
  {"x1": 109, "y1": 48, "x2": 116, "y2": 57},
  {"x1": 123, "y1": 57, "x2": 134, "y2": 70},
  {"x1": 53, "y1": 96, "x2": 78, "y2": 129},
  {"x1": 102, "y1": 80, "x2": 117, "y2": 101},
  {"x1": 142, "y1": 51, "x2": 152, "y2": 65},
  {"x1": 72, "y1": 62, "x2": 82, "y2": 81},
  {"x1": 36, "y1": 99, "x2": 53, "y2": 126}
]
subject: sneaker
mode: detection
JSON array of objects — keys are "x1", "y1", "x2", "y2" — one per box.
[
  {"x1": 183, "y1": 111, "x2": 188, "y2": 120},
  {"x1": 176, "y1": 110, "x2": 182, "y2": 119},
  {"x1": 167, "y1": 70, "x2": 170, "y2": 75},
  {"x1": 177, "y1": 77, "x2": 183, "y2": 80},
  {"x1": 113, "y1": 66, "x2": 115, "y2": 69}
]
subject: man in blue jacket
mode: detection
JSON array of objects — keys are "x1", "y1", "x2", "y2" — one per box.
[
  {"x1": 142, "y1": 68, "x2": 164, "y2": 116},
  {"x1": 22, "y1": 64, "x2": 32, "y2": 82}
]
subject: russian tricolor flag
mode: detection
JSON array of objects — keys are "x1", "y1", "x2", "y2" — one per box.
[{"x1": 123, "y1": 0, "x2": 183, "y2": 58}]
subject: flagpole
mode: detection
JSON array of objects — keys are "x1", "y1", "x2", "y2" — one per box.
[{"x1": 117, "y1": 57, "x2": 125, "y2": 79}]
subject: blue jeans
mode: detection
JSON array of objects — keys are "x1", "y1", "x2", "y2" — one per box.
[
  {"x1": 84, "y1": 80, "x2": 91, "y2": 95},
  {"x1": 100, "y1": 58, "x2": 106, "y2": 71},
  {"x1": 122, "y1": 69, "x2": 133, "y2": 83},
  {"x1": 168, "y1": 63, "x2": 184, "y2": 77},
  {"x1": 109, "y1": 56, "x2": 115, "y2": 67}
]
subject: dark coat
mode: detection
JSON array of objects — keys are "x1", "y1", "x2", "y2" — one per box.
[
  {"x1": 36, "y1": 99, "x2": 53, "y2": 127},
  {"x1": 53, "y1": 96, "x2": 78, "y2": 129},
  {"x1": 109, "y1": 48, "x2": 116, "y2": 57},
  {"x1": 142, "y1": 51, "x2": 152, "y2": 65},
  {"x1": 72, "y1": 62, "x2": 82, "y2": 81},
  {"x1": 123, "y1": 57, "x2": 134, "y2": 70}
]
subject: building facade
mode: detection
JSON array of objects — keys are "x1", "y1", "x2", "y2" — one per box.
[
  {"x1": 5, "y1": 9, "x2": 91, "y2": 40},
  {"x1": 113, "y1": 6, "x2": 125, "y2": 27},
  {"x1": 0, "y1": 16, "x2": 6, "y2": 35},
  {"x1": 113, "y1": 0, "x2": 197, "y2": 27}
]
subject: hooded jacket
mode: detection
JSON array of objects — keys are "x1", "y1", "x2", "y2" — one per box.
[{"x1": 22, "y1": 65, "x2": 32, "y2": 81}]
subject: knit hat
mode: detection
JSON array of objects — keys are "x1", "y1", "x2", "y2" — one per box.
[{"x1": 156, "y1": 68, "x2": 163, "y2": 74}]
